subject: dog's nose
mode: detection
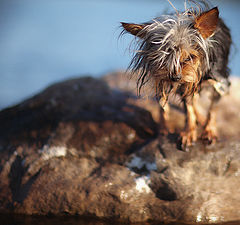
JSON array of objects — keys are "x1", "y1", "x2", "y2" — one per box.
[{"x1": 170, "y1": 74, "x2": 181, "y2": 82}]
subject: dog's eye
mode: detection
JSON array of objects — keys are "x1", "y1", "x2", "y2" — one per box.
[{"x1": 184, "y1": 54, "x2": 195, "y2": 62}]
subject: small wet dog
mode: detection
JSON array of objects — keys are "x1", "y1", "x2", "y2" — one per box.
[{"x1": 121, "y1": 0, "x2": 231, "y2": 150}]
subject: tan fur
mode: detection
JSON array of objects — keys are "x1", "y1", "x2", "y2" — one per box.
[
  {"x1": 121, "y1": 3, "x2": 230, "y2": 149},
  {"x1": 194, "y1": 7, "x2": 219, "y2": 39}
]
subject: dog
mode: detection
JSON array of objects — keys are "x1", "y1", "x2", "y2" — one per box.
[{"x1": 121, "y1": 0, "x2": 232, "y2": 150}]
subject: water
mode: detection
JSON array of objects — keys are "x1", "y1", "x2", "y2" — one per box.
[{"x1": 0, "y1": 0, "x2": 239, "y2": 110}]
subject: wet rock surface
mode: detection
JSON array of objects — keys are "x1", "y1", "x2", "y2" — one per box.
[{"x1": 0, "y1": 73, "x2": 240, "y2": 224}]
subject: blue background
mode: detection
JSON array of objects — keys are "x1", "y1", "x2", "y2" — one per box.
[{"x1": 0, "y1": 0, "x2": 239, "y2": 109}]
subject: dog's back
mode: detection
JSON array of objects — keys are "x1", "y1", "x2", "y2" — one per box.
[{"x1": 205, "y1": 18, "x2": 232, "y2": 95}]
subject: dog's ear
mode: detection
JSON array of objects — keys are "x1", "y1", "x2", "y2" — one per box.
[
  {"x1": 194, "y1": 7, "x2": 219, "y2": 39},
  {"x1": 121, "y1": 22, "x2": 146, "y2": 38}
]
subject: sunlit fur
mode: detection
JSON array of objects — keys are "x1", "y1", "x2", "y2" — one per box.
[
  {"x1": 122, "y1": 1, "x2": 230, "y2": 105},
  {"x1": 121, "y1": 0, "x2": 232, "y2": 147}
]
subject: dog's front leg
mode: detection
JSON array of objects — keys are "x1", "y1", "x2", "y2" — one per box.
[{"x1": 181, "y1": 97, "x2": 198, "y2": 150}]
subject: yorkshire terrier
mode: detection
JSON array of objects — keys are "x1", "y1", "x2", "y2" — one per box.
[{"x1": 121, "y1": 1, "x2": 231, "y2": 150}]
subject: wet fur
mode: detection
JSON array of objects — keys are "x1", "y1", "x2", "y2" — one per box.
[{"x1": 121, "y1": 1, "x2": 231, "y2": 149}]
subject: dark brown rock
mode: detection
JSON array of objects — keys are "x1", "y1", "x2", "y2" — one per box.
[{"x1": 0, "y1": 73, "x2": 240, "y2": 223}]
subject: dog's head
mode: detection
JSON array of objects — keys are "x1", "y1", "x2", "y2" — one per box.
[{"x1": 121, "y1": 6, "x2": 219, "y2": 104}]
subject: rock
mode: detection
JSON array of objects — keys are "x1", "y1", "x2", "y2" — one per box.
[{"x1": 0, "y1": 73, "x2": 240, "y2": 223}]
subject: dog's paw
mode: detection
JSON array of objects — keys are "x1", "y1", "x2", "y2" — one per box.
[
  {"x1": 180, "y1": 129, "x2": 197, "y2": 151},
  {"x1": 201, "y1": 126, "x2": 218, "y2": 145}
]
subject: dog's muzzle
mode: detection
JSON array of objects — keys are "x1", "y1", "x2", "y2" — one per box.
[{"x1": 170, "y1": 74, "x2": 181, "y2": 82}]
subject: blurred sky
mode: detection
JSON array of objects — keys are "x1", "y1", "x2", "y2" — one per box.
[{"x1": 0, "y1": 0, "x2": 239, "y2": 109}]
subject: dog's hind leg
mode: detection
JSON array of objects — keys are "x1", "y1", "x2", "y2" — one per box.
[
  {"x1": 158, "y1": 102, "x2": 170, "y2": 135},
  {"x1": 201, "y1": 89, "x2": 220, "y2": 144}
]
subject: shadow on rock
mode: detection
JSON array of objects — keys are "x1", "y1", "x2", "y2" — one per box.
[{"x1": 0, "y1": 77, "x2": 158, "y2": 160}]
